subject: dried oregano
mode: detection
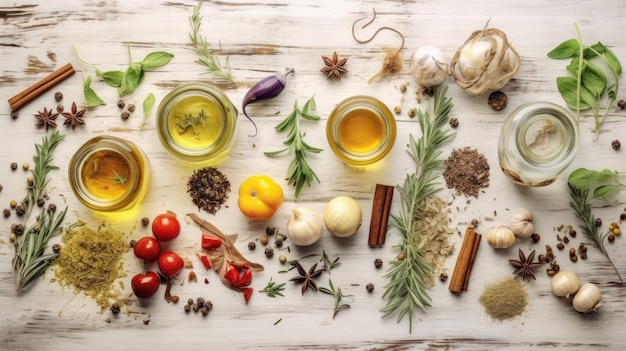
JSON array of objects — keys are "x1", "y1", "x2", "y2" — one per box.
[{"x1": 187, "y1": 167, "x2": 231, "y2": 215}]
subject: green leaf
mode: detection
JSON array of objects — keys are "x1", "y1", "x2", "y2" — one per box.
[
  {"x1": 141, "y1": 51, "x2": 174, "y2": 68},
  {"x1": 603, "y1": 47, "x2": 622, "y2": 75},
  {"x1": 547, "y1": 39, "x2": 580, "y2": 59},
  {"x1": 96, "y1": 70, "x2": 124, "y2": 88},
  {"x1": 581, "y1": 61, "x2": 607, "y2": 96},
  {"x1": 83, "y1": 76, "x2": 105, "y2": 107},
  {"x1": 118, "y1": 63, "x2": 144, "y2": 96},
  {"x1": 592, "y1": 184, "x2": 618, "y2": 201},
  {"x1": 568, "y1": 168, "x2": 617, "y2": 190},
  {"x1": 142, "y1": 93, "x2": 156, "y2": 117},
  {"x1": 566, "y1": 57, "x2": 586, "y2": 76},
  {"x1": 555, "y1": 76, "x2": 593, "y2": 110}
]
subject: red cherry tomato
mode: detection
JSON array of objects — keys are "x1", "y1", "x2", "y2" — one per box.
[
  {"x1": 133, "y1": 236, "x2": 161, "y2": 262},
  {"x1": 131, "y1": 271, "x2": 160, "y2": 298},
  {"x1": 152, "y1": 213, "x2": 181, "y2": 242},
  {"x1": 157, "y1": 251, "x2": 184, "y2": 277}
]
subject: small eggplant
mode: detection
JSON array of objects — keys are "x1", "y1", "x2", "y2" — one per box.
[{"x1": 242, "y1": 68, "x2": 294, "y2": 136}]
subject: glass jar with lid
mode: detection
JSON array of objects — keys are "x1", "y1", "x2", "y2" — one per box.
[{"x1": 498, "y1": 101, "x2": 579, "y2": 186}]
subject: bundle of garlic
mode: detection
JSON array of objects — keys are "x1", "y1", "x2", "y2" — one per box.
[{"x1": 450, "y1": 23, "x2": 521, "y2": 95}]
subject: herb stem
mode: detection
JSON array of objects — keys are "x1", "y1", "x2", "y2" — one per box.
[{"x1": 574, "y1": 22, "x2": 583, "y2": 123}]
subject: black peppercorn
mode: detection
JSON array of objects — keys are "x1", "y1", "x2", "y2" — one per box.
[
  {"x1": 488, "y1": 91, "x2": 508, "y2": 111},
  {"x1": 264, "y1": 247, "x2": 274, "y2": 258},
  {"x1": 54, "y1": 91, "x2": 63, "y2": 101},
  {"x1": 47, "y1": 203, "x2": 57, "y2": 213},
  {"x1": 530, "y1": 233, "x2": 540, "y2": 244},
  {"x1": 56, "y1": 104, "x2": 64, "y2": 113},
  {"x1": 618, "y1": 99, "x2": 626, "y2": 109},
  {"x1": 449, "y1": 117, "x2": 459, "y2": 128},
  {"x1": 595, "y1": 218, "x2": 602, "y2": 227},
  {"x1": 129, "y1": 239, "x2": 136, "y2": 248},
  {"x1": 556, "y1": 242, "x2": 565, "y2": 250},
  {"x1": 568, "y1": 227, "x2": 577, "y2": 237},
  {"x1": 439, "y1": 272, "x2": 448, "y2": 282},
  {"x1": 13, "y1": 223, "x2": 24, "y2": 236},
  {"x1": 141, "y1": 217, "x2": 149, "y2": 226},
  {"x1": 248, "y1": 241, "x2": 256, "y2": 250},
  {"x1": 117, "y1": 100, "x2": 125, "y2": 109},
  {"x1": 266, "y1": 226, "x2": 276, "y2": 236},
  {"x1": 36, "y1": 197, "x2": 45, "y2": 207},
  {"x1": 366, "y1": 282, "x2": 374, "y2": 293},
  {"x1": 127, "y1": 104, "x2": 136, "y2": 112},
  {"x1": 184, "y1": 304, "x2": 191, "y2": 312},
  {"x1": 10, "y1": 110, "x2": 18, "y2": 119},
  {"x1": 110, "y1": 303, "x2": 120, "y2": 314},
  {"x1": 10, "y1": 162, "x2": 17, "y2": 171},
  {"x1": 200, "y1": 306, "x2": 210, "y2": 315},
  {"x1": 3, "y1": 208, "x2": 10, "y2": 217},
  {"x1": 608, "y1": 234, "x2": 615, "y2": 242},
  {"x1": 275, "y1": 238, "x2": 283, "y2": 247},
  {"x1": 15, "y1": 204, "x2": 25, "y2": 217},
  {"x1": 621, "y1": 213, "x2": 626, "y2": 221},
  {"x1": 374, "y1": 258, "x2": 383, "y2": 269},
  {"x1": 612, "y1": 140, "x2": 621, "y2": 150},
  {"x1": 52, "y1": 243, "x2": 61, "y2": 253},
  {"x1": 196, "y1": 297, "x2": 205, "y2": 308},
  {"x1": 121, "y1": 111, "x2": 130, "y2": 120}
]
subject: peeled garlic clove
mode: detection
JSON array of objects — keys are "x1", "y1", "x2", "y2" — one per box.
[
  {"x1": 550, "y1": 270, "x2": 579, "y2": 298},
  {"x1": 323, "y1": 196, "x2": 362, "y2": 238},
  {"x1": 409, "y1": 46, "x2": 448, "y2": 87},
  {"x1": 572, "y1": 282, "x2": 602, "y2": 313},
  {"x1": 509, "y1": 208, "x2": 534, "y2": 238},
  {"x1": 286, "y1": 207, "x2": 323, "y2": 246},
  {"x1": 486, "y1": 226, "x2": 515, "y2": 248}
]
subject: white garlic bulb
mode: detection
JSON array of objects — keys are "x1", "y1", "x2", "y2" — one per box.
[
  {"x1": 409, "y1": 46, "x2": 448, "y2": 87},
  {"x1": 509, "y1": 208, "x2": 534, "y2": 238},
  {"x1": 323, "y1": 196, "x2": 362, "y2": 238},
  {"x1": 550, "y1": 270, "x2": 579, "y2": 298},
  {"x1": 486, "y1": 226, "x2": 515, "y2": 248},
  {"x1": 572, "y1": 282, "x2": 603, "y2": 313},
  {"x1": 286, "y1": 207, "x2": 323, "y2": 246}
]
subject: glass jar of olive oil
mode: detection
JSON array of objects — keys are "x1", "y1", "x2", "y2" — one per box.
[
  {"x1": 498, "y1": 101, "x2": 579, "y2": 186},
  {"x1": 156, "y1": 82, "x2": 238, "y2": 164},
  {"x1": 327, "y1": 96, "x2": 397, "y2": 166},
  {"x1": 69, "y1": 136, "x2": 150, "y2": 212}
]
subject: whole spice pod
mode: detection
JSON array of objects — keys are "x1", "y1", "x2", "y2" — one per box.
[{"x1": 242, "y1": 68, "x2": 295, "y2": 136}]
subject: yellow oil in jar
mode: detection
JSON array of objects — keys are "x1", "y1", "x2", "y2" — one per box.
[
  {"x1": 167, "y1": 95, "x2": 224, "y2": 150},
  {"x1": 81, "y1": 150, "x2": 131, "y2": 200},
  {"x1": 338, "y1": 108, "x2": 384, "y2": 153}
]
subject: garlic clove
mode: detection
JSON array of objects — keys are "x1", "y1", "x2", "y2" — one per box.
[
  {"x1": 550, "y1": 270, "x2": 579, "y2": 298},
  {"x1": 572, "y1": 282, "x2": 602, "y2": 313},
  {"x1": 286, "y1": 207, "x2": 324, "y2": 246},
  {"x1": 486, "y1": 226, "x2": 515, "y2": 249},
  {"x1": 409, "y1": 46, "x2": 448, "y2": 87},
  {"x1": 323, "y1": 196, "x2": 362, "y2": 238},
  {"x1": 509, "y1": 208, "x2": 534, "y2": 238}
]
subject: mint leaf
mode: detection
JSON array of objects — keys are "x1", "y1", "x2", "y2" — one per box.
[
  {"x1": 118, "y1": 63, "x2": 144, "y2": 96},
  {"x1": 581, "y1": 61, "x2": 607, "y2": 96},
  {"x1": 97, "y1": 70, "x2": 124, "y2": 88},
  {"x1": 603, "y1": 47, "x2": 622, "y2": 75},
  {"x1": 568, "y1": 168, "x2": 617, "y2": 190},
  {"x1": 556, "y1": 76, "x2": 592, "y2": 110},
  {"x1": 83, "y1": 76, "x2": 105, "y2": 107},
  {"x1": 141, "y1": 52, "x2": 174, "y2": 68},
  {"x1": 547, "y1": 39, "x2": 580, "y2": 59}
]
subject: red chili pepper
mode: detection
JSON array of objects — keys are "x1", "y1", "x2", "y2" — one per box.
[
  {"x1": 242, "y1": 287, "x2": 253, "y2": 304},
  {"x1": 201, "y1": 234, "x2": 222, "y2": 250},
  {"x1": 237, "y1": 268, "x2": 252, "y2": 288},
  {"x1": 197, "y1": 254, "x2": 211, "y2": 270},
  {"x1": 224, "y1": 262, "x2": 240, "y2": 286}
]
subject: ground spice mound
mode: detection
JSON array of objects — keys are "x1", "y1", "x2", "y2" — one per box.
[
  {"x1": 54, "y1": 224, "x2": 128, "y2": 312},
  {"x1": 443, "y1": 147, "x2": 490, "y2": 197},
  {"x1": 187, "y1": 166, "x2": 230, "y2": 215},
  {"x1": 479, "y1": 277, "x2": 528, "y2": 321},
  {"x1": 413, "y1": 195, "x2": 455, "y2": 287}
]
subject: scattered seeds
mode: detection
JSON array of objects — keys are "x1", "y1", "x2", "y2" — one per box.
[
  {"x1": 187, "y1": 167, "x2": 231, "y2": 215},
  {"x1": 443, "y1": 147, "x2": 490, "y2": 198}
]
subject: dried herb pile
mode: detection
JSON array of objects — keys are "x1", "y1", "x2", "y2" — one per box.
[
  {"x1": 479, "y1": 277, "x2": 528, "y2": 321},
  {"x1": 187, "y1": 167, "x2": 231, "y2": 215},
  {"x1": 443, "y1": 147, "x2": 490, "y2": 197}
]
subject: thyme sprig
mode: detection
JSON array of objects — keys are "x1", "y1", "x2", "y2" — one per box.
[
  {"x1": 259, "y1": 278, "x2": 286, "y2": 298},
  {"x1": 13, "y1": 130, "x2": 67, "y2": 293},
  {"x1": 381, "y1": 87, "x2": 456, "y2": 332},
  {"x1": 189, "y1": 0, "x2": 234, "y2": 82},
  {"x1": 319, "y1": 279, "x2": 353, "y2": 319},
  {"x1": 567, "y1": 168, "x2": 624, "y2": 284},
  {"x1": 264, "y1": 96, "x2": 322, "y2": 201}
]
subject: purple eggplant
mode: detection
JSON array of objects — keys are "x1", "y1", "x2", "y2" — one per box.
[{"x1": 242, "y1": 68, "x2": 294, "y2": 136}]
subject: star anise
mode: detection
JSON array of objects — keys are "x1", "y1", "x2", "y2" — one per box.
[
  {"x1": 289, "y1": 261, "x2": 324, "y2": 295},
  {"x1": 320, "y1": 52, "x2": 348, "y2": 80},
  {"x1": 508, "y1": 249, "x2": 543, "y2": 280},
  {"x1": 34, "y1": 107, "x2": 58, "y2": 132},
  {"x1": 61, "y1": 102, "x2": 86, "y2": 130}
]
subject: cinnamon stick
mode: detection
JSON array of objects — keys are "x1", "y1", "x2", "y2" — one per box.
[
  {"x1": 449, "y1": 227, "x2": 480, "y2": 293},
  {"x1": 462, "y1": 233, "x2": 481, "y2": 291},
  {"x1": 8, "y1": 63, "x2": 75, "y2": 111},
  {"x1": 368, "y1": 184, "x2": 394, "y2": 247}
]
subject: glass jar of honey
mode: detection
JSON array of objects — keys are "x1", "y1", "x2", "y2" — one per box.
[
  {"x1": 156, "y1": 82, "x2": 238, "y2": 164},
  {"x1": 326, "y1": 96, "x2": 397, "y2": 166},
  {"x1": 498, "y1": 101, "x2": 579, "y2": 186},
  {"x1": 68, "y1": 136, "x2": 151, "y2": 212}
]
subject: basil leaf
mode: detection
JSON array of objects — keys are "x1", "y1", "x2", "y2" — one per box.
[
  {"x1": 97, "y1": 70, "x2": 124, "y2": 88},
  {"x1": 592, "y1": 184, "x2": 618, "y2": 201},
  {"x1": 581, "y1": 61, "x2": 607, "y2": 96},
  {"x1": 603, "y1": 47, "x2": 622, "y2": 75},
  {"x1": 118, "y1": 63, "x2": 144, "y2": 96},
  {"x1": 565, "y1": 57, "x2": 586, "y2": 76},
  {"x1": 142, "y1": 93, "x2": 156, "y2": 117},
  {"x1": 568, "y1": 168, "x2": 617, "y2": 190},
  {"x1": 556, "y1": 76, "x2": 592, "y2": 110},
  {"x1": 83, "y1": 76, "x2": 105, "y2": 107},
  {"x1": 547, "y1": 39, "x2": 580, "y2": 59},
  {"x1": 141, "y1": 51, "x2": 174, "y2": 68}
]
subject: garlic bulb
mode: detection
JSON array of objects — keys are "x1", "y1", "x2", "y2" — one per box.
[
  {"x1": 551, "y1": 270, "x2": 579, "y2": 298},
  {"x1": 486, "y1": 226, "x2": 515, "y2": 248},
  {"x1": 286, "y1": 207, "x2": 323, "y2": 246},
  {"x1": 572, "y1": 282, "x2": 603, "y2": 313},
  {"x1": 409, "y1": 46, "x2": 448, "y2": 87},
  {"x1": 323, "y1": 196, "x2": 362, "y2": 237},
  {"x1": 509, "y1": 208, "x2": 534, "y2": 238}
]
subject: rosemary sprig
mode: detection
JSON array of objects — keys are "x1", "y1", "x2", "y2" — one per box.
[
  {"x1": 189, "y1": 0, "x2": 234, "y2": 82},
  {"x1": 264, "y1": 96, "x2": 322, "y2": 201},
  {"x1": 567, "y1": 169, "x2": 624, "y2": 284},
  {"x1": 259, "y1": 278, "x2": 286, "y2": 298},
  {"x1": 13, "y1": 130, "x2": 67, "y2": 293},
  {"x1": 381, "y1": 87, "x2": 456, "y2": 332},
  {"x1": 320, "y1": 250, "x2": 341, "y2": 273},
  {"x1": 319, "y1": 279, "x2": 353, "y2": 319},
  {"x1": 112, "y1": 170, "x2": 128, "y2": 186}
]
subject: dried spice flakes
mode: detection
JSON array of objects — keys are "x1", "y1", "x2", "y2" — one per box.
[
  {"x1": 479, "y1": 277, "x2": 528, "y2": 321},
  {"x1": 443, "y1": 147, "x2": 490, "y2": 198},
  {"x1": 187, "y1": 167, "x2": 231, "y2": 215}
]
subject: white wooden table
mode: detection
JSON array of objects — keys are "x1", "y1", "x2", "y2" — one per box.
[{"x1": 1, "y1": 0, "x2": 625, "y2": 349}]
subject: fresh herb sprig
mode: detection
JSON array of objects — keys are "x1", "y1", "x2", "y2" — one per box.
[
  {"x1": 319, "y1": 279, "x2": 353, "y2": 319},
  {"x1": 264, "y1": 96, "x2": 322, "y2": 201},
  {"x1": 189, "y1": 0, "x2": 234, "y2": 82},
  {"x1": 548, "y1": 23, "x2": 622, "y2": 140},
  {"x1": 13, "y1": 130, "x2": 68, "y2": 293},
  {"x1": 381, "y1": 87, "x2": 456, "y2": 333},
  {"x1": 139, "y1": 93, "x2": 156, "y2": 130},
  {"x1": 568, "y1": 168, "x2": 624, "y2": 284},
  {"x1": 259, "y1": 278, "x2": 286, "y2": 297},
  {"x1": 320, "y1": 250, "x2": 341, "y2": 273}
]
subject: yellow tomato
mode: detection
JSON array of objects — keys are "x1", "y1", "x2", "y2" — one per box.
[{"x1": 238, "y1": 175, "x2": 284, "y2": 220}]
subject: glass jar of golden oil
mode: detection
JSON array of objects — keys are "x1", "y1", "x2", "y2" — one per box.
[
  {"x1": 156, "y1": 82, "x2": 238, "y2": 164},
  {"x1": 326, "y1": 96, "x2": 397, "y2": 166},
  {"x1": 68, "y1": 136, "x2": 150, "y2": 212}
]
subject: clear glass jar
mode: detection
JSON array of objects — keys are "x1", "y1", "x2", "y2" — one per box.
[
  {"x1": 498, "y1": 101, "x2": 579, "y2": 186},
  {"x1": 156, "y1": 82, "x2": 238, "y2": 164},
  {"x1": 326, "y1": 96, "x2": 397, "y2": 166},
  {"x1": 68, "y1": 136, "x2": 151, "y2": 212}
]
